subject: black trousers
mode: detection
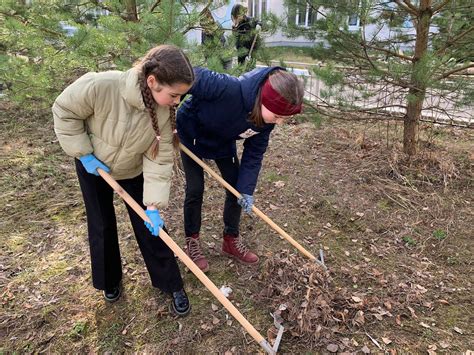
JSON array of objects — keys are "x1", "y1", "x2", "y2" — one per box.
[
  {"x1": 75, "y1": 159, "x2": 183, "y2": 294},
  {"x1": 180, "y1": 151, "x2": 242, "y2": 237}
]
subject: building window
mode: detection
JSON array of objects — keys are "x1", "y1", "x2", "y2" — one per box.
[
  {"x1": 348, "y1": 13, "x2": 359, "y2": 26},
  {"x1": 248, "y1": 0, "x2": 267, "y2": 18},
  {"x1": 290, "y1": 1, "x2": 316, "y2": 27},
  {"x1": 348, "y1": 0, "x2": 360, "y2": 26}
]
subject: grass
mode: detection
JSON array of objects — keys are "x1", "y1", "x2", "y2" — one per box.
[
  {"x1": 432, "y1": 229, "x2": 447, "y2": 240},
  {"x1": 1, "y1": 103, "x2": 473, "y2": 353},
  {"x1": 402, "y1": 235, "x2": 417, "y2": 247},
  {"x1": 261, "y1": 46, "x2": 315, "y2": 65},
  {"x1": 263, "y1": 170, "x2": 288, "y2": 183}
]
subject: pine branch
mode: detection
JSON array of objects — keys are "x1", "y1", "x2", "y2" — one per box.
[
  {"x1": 150, "y1": 0, "x2": 161, "y2": 13},
  {"x1": 432, "y1": 0, "x2": 451, "y2": 14},
  {"x1": 180, "y1": 0, "x2": 212, "y2": 35},
  {"x1": 403, "y1": 0, "x2": 420, "y2": 13},
  {"x1": 394, "y1": 0, "x2": 419, "y2": 16},
  {"x1": 179, "y1": 0, "x2": 189, "y2": 15},
  {"x1": 89, "y1": 0, "x2": 133, "y2": 21},
  {"x1": 0, "y1": 10, "x2": 62, "y2": 37},
  {"x1": 90, "y1": 0, "x2": 114, "y2": 14},
  {"x1": 363, "y1": 43, "x2": 414, "y2": 62},
  {"x1": 435, "y1": 63, "x2": 474, "y2": 81},
  {"x1": 435, "y1": 26, "x2": 474, "y2": 55}
]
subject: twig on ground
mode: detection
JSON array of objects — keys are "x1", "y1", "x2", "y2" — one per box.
[{"x1": 366, "y1": 332, "x2": 383, "y2": 350}]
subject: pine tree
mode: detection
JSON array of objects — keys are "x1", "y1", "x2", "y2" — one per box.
[
  {"x1": 283, "y1": 0, "x2": 473, "y2": 156},
  {"x1": 0, "y1": 0, "x2": 199, "y2": 106}
]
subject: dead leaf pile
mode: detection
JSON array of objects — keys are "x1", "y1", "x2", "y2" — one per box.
[{"x1": 257, "y1": 251, "x2": 427, "y2": 348}]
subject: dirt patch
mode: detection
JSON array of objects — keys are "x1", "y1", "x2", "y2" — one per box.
[{"x1": 1, "y1": 104, "x2": 473, "y2": 353}]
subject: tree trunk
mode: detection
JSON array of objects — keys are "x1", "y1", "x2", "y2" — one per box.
[
  {"x1": 403, "y1": 0, "x2": 433, "y2": 156},
  {"x1": 123, "y1": 0, "x2": 138, "y2": 22}
]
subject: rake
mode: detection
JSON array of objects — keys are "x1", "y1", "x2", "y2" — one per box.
[
  {"x1": 97, "y1": 168, "x2": 277, "y2": 354},
  {"x1": 179, "y1": 143, "x2": 326, "y2": 269}
]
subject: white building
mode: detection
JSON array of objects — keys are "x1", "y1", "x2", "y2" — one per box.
[{"x1": 187, "y1": 0, "x2": 422, "y2": 51}]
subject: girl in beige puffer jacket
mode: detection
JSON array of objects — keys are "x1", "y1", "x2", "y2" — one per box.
[{"x1": 53, "y1": 45, "x2": 194, "y2": 316}]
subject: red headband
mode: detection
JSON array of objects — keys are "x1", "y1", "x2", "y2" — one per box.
[{"x1": 261, "y1": 79, "x2": 302, "y2": 116}]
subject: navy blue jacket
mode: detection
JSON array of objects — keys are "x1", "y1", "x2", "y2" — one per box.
[{"x1": 177, "y1": 66, "x2": 281, "y2": 195}]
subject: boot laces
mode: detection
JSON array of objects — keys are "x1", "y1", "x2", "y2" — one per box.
[
  {"x1": 234, "y1": 237, "x2": 250, "y2": 256},
  {"x1": 187, "y1": 237, "x2": 204, "y2": 260}
]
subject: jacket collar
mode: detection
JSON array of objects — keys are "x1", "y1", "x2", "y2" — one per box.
[
  {"x1": 238, "y1": 66, "x2": 284, "y2": 113},
  {"x1": 120, "y1": 68, "x2": 146, "y2": 111}
]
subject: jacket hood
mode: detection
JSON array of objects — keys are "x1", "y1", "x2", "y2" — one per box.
[
  {"x1": 239, "y1": 66, "x2": 283, "y2": 113},
  {"x1": 120, "y1": 68, "x2": 146, "y2": 111}
]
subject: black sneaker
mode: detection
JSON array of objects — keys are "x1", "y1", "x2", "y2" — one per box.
[
  {"x1": 171, "y1": 289, "x2": 191, "y2": 316},
  {"x1": 103, "y1": 283, "x2": 122, "y2": 303}
]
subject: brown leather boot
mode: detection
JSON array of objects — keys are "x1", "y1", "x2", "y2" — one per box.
[
  {"x1": 185, "y1": 233, "x2": 209, "y2": 272},
  {"x1": 221, "y1": 233, "x2": 259, "y2": 265}
]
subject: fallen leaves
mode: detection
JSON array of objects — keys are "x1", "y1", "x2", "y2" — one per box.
[
  {"x1": 326, "y1": 344, "x2": 338, "y2": 353},
  {"x1": 438, "y1": 340, "x2": 450, "y2": 349},
  {"x1": 453, "y1": 326, "x2": 464, "y2": 334},
  {"x1": 256, "y1": 250, "x2": 438, "y2": 351},
  {"x1": 273, "y1": 181, "x2": 286, "y2": 188},
  {"x1": 353, "y1": 310, "x2": 365, "y2": 326}
]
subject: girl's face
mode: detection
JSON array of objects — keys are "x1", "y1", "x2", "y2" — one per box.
[
  {"x1": 147, "y1": 75, "x2": 191, "y2": 107},
  {"x1": 261, "y1": 104, "x2": 291, "y2": 125},
  {"x1": 232, "y1": 15, "x2": 243, "y2": 25}
]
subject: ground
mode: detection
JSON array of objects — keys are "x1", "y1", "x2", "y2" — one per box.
[{"x1": 1, "y1": 103, "x2": 472, "y2": 353}]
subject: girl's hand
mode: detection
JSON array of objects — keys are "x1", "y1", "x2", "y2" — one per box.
[
  {"x1": 238, "y1": 194, "x2": 254, "y2": 214},
  {"x1": 144, "y1": 208, "x2": 164, "y2": 236},
  {"x1": 79, "y1": 154, "x2": 110, "y2": 176}
]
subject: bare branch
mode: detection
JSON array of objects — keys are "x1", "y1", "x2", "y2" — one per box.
[
  {"x1": 432, "y1": 0, "x2": 451, "y2": 14},
  {"x1": 180, "y1": 0, "x2": 212, "y2": 35},
  {"x1": 394, "y1": 0, "x2": 419, "y2": 16},
  {"x1": 363, "y1": 43, "x2": 414, "y2": 61},
  {"x1": 436, "y1": 63, "x2": 474, "y2": 80},
  {"x1": 150, "y1": 0, "x2": 161, "y2": 13},
  {"x1": 179, "y1": 0, "x2": 190, "y2": 15},
  {"x1": 90, "y1": 0, "x2": 114, "y2": 14},
  {"x1": 403, "y1": 0, "x2": 420, "y2": 13}
]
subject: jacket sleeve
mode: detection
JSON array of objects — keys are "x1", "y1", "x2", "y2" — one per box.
[
  {"x1": 188, "y1": 67, "x2": 230, "y2": 100},
  {"x1": 52, "y1": 73, "x2": 96, "y2": 157},
  {"x1": 235, "y1": 126, "x2": 274, "y2": 195},
  {"x1": 142, "y1": 108, "x2": 174, "y2": 209}
]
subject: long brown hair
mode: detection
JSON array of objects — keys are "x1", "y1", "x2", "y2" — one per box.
[
  {"x1": 249, "y1": 70, "x2": 304, "y2": 127},
  {"x1": 136, "y1": 45, "x2": 194, "y2": 158}
]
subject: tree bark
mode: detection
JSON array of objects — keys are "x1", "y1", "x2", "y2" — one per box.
[
  {"x1": 123, "y1": 0, "x2": 138, "y2": 22},
  {"x1": 403, "y1": 0, "x2": 433, "y2": 156}
]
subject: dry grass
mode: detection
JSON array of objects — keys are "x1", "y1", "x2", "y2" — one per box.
[{"x1": 1, "y1": 103, "x2": 473, "y2": 353}]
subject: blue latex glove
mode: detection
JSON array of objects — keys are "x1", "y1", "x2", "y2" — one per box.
[
  {"x1": 79, "y1": 153, "x2": 110, "y2": 176},
  {"x1": 237, "y1": 193, "x2": 254, "y2": 214},
  {"x1": 145, "y1": 209, "x2": 164, "y2": 236}
]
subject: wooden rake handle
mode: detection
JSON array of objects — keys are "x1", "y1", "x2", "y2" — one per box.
[
  {"x1": 179, "y1": 143, "x2": 322, "y2": 265},
  {"x1": 97, "y1": 168, "x2": 275, "y2": 355}
]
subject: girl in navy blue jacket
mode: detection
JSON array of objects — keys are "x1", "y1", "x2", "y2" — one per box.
[{"x1": 176, "y1": 66, "x2": 304, "y2": 272}]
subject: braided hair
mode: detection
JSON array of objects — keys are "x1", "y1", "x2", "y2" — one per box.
[{"x1": 136, "y1": 45, "x2": 194, "y2": 158}]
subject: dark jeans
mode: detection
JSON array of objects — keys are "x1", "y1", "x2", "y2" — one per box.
[
  {"x1": 180, "y1": 151, "x2": 242, "y2": 237},
  {"x1": 75, "y1": 159, "x2": 183, "y2": 294}
]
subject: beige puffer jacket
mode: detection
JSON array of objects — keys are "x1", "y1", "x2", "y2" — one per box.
[{"x1": 52, "y1": 68, "x2": 174, "y2": 208}]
